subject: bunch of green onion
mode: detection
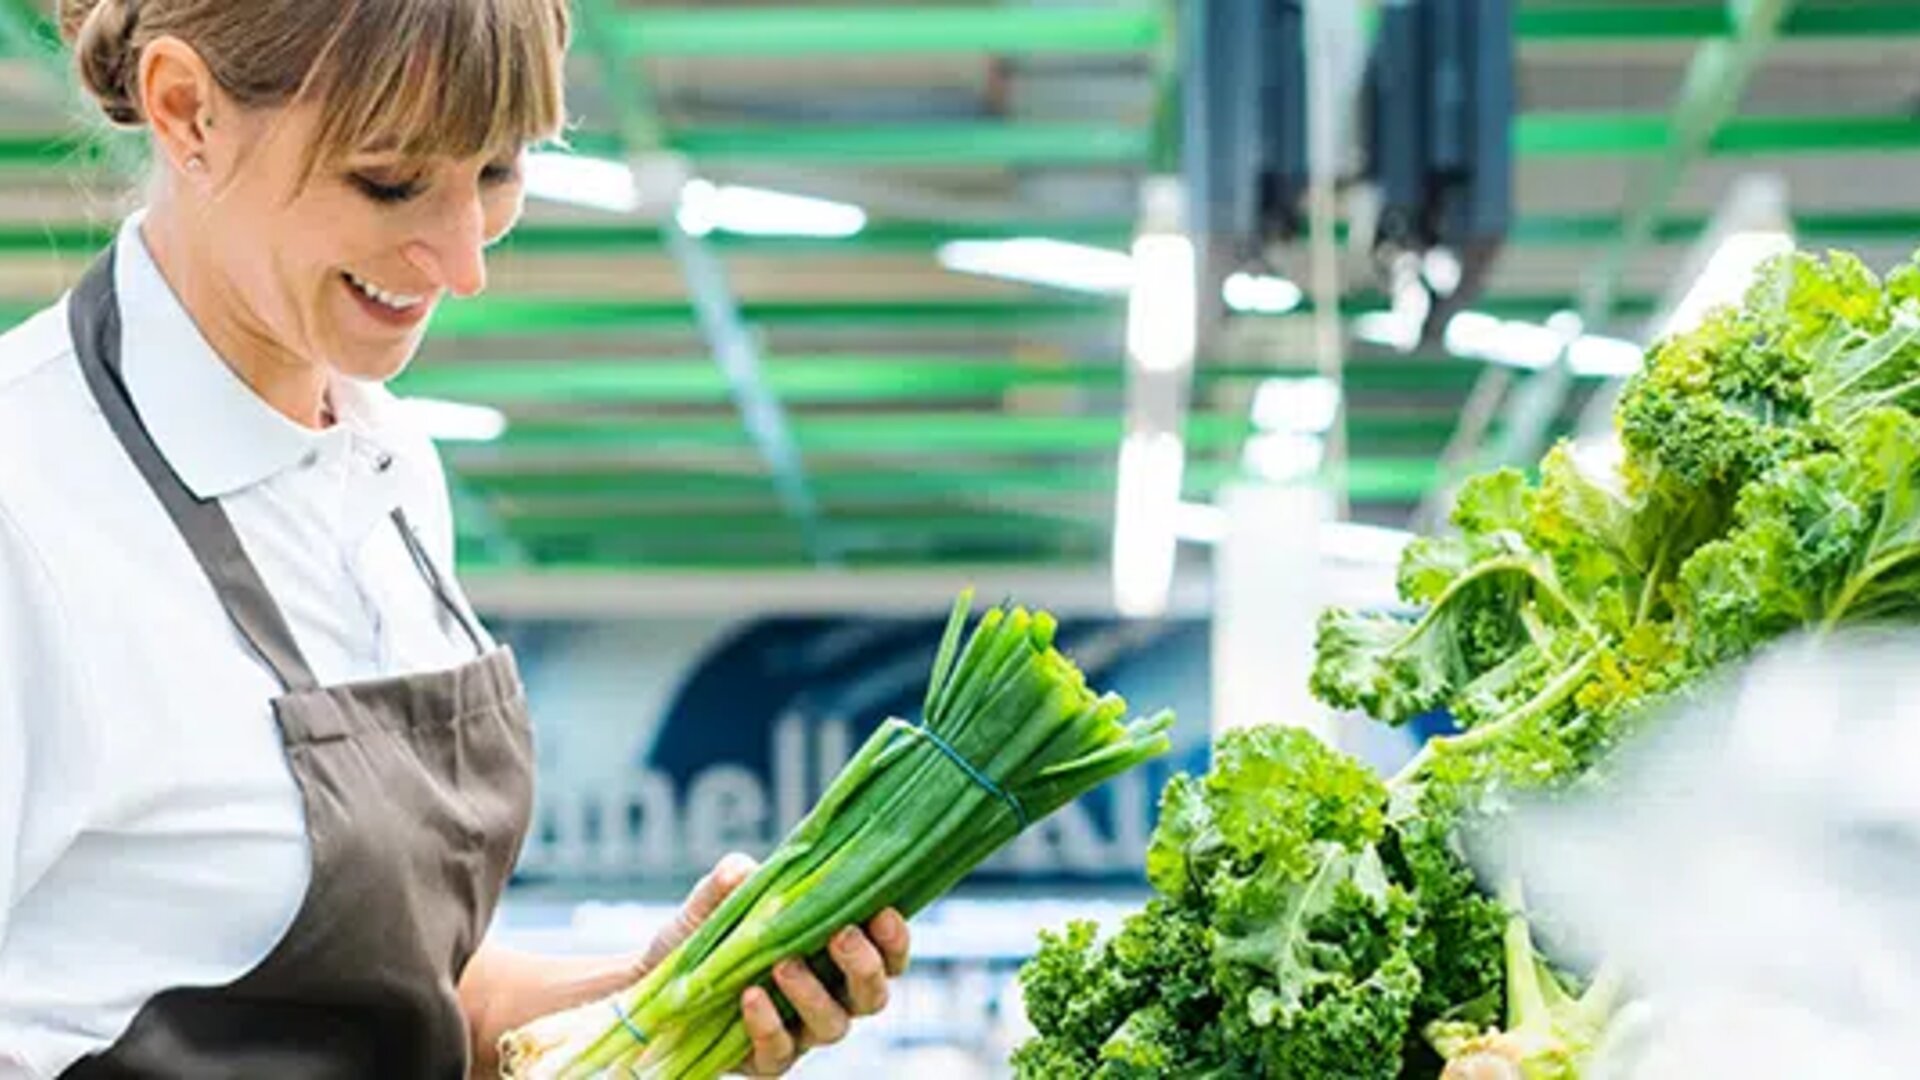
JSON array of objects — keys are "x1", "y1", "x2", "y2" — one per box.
[{"x1": 499, "y1": 592, "x2": 1175, "y2": 1079}]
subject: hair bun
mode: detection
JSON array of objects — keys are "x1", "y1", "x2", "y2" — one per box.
[{"x1": 60, "y1": 0, "x2": 143, "y2": 126}]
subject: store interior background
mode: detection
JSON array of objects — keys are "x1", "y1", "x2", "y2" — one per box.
[{"x1": 5, "y1": 1, "x2": 1920, "y2": 1074}]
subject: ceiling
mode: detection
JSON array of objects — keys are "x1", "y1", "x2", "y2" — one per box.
[{"x1": 1, "y1": 1, "x2": 1918, "y2": 576}]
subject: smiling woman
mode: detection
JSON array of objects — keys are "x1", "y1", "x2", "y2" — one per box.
[
  {"x1": 59, "y1": 0, "x2": 569, "y2": 413},
  {"x1": 0, "y1": 3, "x2": 909, "y2": 1079}
]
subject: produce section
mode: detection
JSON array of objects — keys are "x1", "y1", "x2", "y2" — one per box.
[{"x1": 3, "y1": 1, "x2": 1919, "y2": 1077}]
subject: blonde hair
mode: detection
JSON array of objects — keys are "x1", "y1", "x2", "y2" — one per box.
[{"x1": 59, "y1": 0, "x2": 571, "y2": 182}]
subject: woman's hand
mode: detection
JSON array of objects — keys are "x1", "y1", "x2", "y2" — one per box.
[{"x1": 649, "y1": 853, "x2": 912, "y2": 1077}]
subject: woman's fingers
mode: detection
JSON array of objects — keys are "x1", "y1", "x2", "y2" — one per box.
[
  {"x1": 740, "y1": 986, "x2": 798, "y2": 1075},
  {"x1": 772, "y1": 958, "x2": 852, "y2": 1048},
  {"x1": 866, "y1": 908, "x2": 912, "y2": 977},
  {"x1": 828, "y1": 927, "x2": 891, "y2": 1016}
]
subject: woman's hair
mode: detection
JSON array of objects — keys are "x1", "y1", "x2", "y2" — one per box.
[{"x1": 58, "y1": 0, "x2": 570, "y2": 182}]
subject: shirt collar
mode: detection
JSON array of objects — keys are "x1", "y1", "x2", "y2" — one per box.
[{"x1": 111, "y1": 211, "x2": 398, "y2": 500}]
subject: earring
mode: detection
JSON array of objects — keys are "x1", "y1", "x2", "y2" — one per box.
[{"x1": 185, "y1": 154, "x2": 206, "y2": 173}]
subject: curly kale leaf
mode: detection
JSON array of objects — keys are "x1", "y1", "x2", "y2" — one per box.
[
  {"x1": 1213, "y1": 846, "x2": 1422, "y2": 1080},
  {"x1": 1676, "y1": 405, "x2": 1920, "y2": 665},
  {"x1": 1013, "y1": 900, "x2": 1217, "y2": 1079}
]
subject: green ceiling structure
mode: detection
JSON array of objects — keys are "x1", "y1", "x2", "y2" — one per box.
[{"x1": 0, "y1": 0, "x2": 1917, "y2": 571}]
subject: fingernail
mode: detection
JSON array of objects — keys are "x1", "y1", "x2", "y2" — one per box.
[
  {"x1": 780, "y1": 959, "x2": 803, "y2": 978},
  {"x1": 834, "y1": 929, "x2": 856, "y2": 952}
]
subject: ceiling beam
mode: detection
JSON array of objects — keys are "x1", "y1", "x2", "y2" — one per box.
[
  {"x1": 1511, "y1": 112, "x2": 1920, "y2": 156},
  {"x1": 393, "y1": 355, "x2": 1518, "y2": 405},
  {"x1": 4, "y1": 113, "x2": 1915, "y2": 171},
  {"x1": 443, "y1": 410, "x2": 1518, "y2": 459},
  {"x1": 1518, "y1": 2, "x2": 1920, "y2": 40},
  {"x1": 458, "y1": 455, "x2": 1441, "y2": 505},
  {"x1": 5, "y1": 209, "x2": 1918, "y2": 262},
  {"x1": 614, "y1": 6, "x2": 1162, "y2": 57},
  {"x1": 0, "y1": 294, "x2": 1656, "y2": 336}
]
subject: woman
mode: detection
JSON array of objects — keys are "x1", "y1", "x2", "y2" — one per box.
[{"x1": 0, "y1": 1, "x2": 909, "y2": 1077}]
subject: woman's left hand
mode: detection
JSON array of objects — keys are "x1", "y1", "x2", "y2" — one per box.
[{"x1": 642, "y1": 853, "x2": 912, "y2": 1077}]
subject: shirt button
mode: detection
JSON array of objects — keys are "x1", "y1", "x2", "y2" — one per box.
[{"x1": 300, "y1": 450, "x2": 320, "y2": 469}]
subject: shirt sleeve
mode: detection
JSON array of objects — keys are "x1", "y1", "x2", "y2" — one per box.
[{"x1": 0, "y1": 504, "x2": 91, "y2": 952}]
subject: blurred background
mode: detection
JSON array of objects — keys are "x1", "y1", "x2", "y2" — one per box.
[{"x1": 3, "y1": 0, "x2": 1917, "y2": 1074}]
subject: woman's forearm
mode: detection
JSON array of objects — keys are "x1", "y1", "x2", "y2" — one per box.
[{"x1": 459, "y1": 940, "x2": 643, "y2": 1078}]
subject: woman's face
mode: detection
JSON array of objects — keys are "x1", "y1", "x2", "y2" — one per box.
[{"x1": 197, "y1": 103, "x2": 526, "y2": 384}]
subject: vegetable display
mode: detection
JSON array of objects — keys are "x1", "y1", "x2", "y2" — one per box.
[
  {"x1": 501, "y1": 594, "x2": 1173, "y2": 1079},
  {"x1": 1014, "y1": 248, "x2": 1920, "y2": 1078}
]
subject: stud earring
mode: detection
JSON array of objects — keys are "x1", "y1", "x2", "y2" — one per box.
[{"x1": 185, "y1": 154, "x2": 206, "y2": 173}]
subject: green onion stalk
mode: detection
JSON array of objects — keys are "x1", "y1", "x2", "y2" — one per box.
[{"x1": 499, "y1": 591, "x2": 1175, "y2": 1079}]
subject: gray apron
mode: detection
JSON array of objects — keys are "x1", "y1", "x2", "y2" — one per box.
[{"x1": 58, "y1": 250, "x2": 535, "y2": 1079}]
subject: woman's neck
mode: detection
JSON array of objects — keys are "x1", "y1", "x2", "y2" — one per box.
[{"x1": 138, "y1": 199, "x2": 334, "y2": 430}]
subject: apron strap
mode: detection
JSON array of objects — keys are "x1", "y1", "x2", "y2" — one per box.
[
  {"x1": 390, "y1": 508, "x2": 486, "y2": 656},
  {"x1": 68, "y1": 250, "x2": 323, "y2": 693}
]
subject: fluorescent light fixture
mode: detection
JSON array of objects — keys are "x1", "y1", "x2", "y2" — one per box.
[
  {"x1": 1443, "y1": 311, "x2": 1503, "y2": 357},
  {"x1": 1243, "y1": 431, "x2": 1325, "y2": 484},
  {"x1": 1125, "y1": 234, "x2": 1198, "y2": 373},
  {"x1": 1113, "y1": 431, "x2": 1185, "y2": 618},
  {"x1": 399, "y1": 398, "x2": 509, "y2": 443},
  {"x1": 936, "y1": 238, "x2": 1134, "y2": 295},
  {"x1": 1422, "y1": 246, "x2": 1463, "y2": 298},
  {"x1": 523, "y1": 151, "x2": 640, "y2": 214},
  {"x1": 1486, "y1": 319, "x2": 1571, "y2": 369},
  {"x1": 1223, "y1": 271, "x2": 1305, "y2": 315},
  {"x1": 1662, "y1": 229, "x2": 1795, "y2": 338},
  {"x1": 1354, "y1": 311, "x2": 1420, "y2": 352},
  {"x1": 1444, "y1": 310, "x2": 1579, "y2": 370},
  {"x1": 1251, "y1": 376, "x2": 1341, "y2": 435},
  {"x1": 1173, "y1": 500, "x2": 1228, "y2": 544},
  {"x1": 676, "y1": 179, "x2": 867, "y2": 239},
  {"x1": 1568, "y1": 334, "x2": 1647, "y2": 378}
]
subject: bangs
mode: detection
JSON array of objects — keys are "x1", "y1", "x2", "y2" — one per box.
[{"x1": 295, "y1": 0, "x2": 570, "y2": 181}]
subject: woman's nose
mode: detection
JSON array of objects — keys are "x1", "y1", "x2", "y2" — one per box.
[{"x1": 402, "y1": 194, "x2": 489, "y2": 299}]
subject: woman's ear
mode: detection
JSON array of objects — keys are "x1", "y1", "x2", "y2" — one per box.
[{"x1": 137, "y1": 35, "x2": 220, "y2": 180}]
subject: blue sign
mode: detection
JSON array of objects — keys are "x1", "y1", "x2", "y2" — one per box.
[{"x1": 498, "y1": 613, "x2": 1212, "y2": 898}]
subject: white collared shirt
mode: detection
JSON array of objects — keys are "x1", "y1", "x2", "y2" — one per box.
[{"x1": 0, "y1": 215, "x2": 492, "y2": 1076}]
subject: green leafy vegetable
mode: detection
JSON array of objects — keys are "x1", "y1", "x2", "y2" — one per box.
[{"x1": 1017, "y1": 245, "x2": 1920, "y2": 1079}]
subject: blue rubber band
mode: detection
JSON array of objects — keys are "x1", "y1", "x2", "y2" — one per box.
[
  {"x1": 609, "y1": 998, "x2": 648, "y2": 1045},
  {"x1": 913, "y1": 724, "x2": 1029, "y2": 829}
]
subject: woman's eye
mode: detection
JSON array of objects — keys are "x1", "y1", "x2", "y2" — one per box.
[
  {"x1": 481, "y1": 162, "x2": 520, "y2": 186},
  {"x1": 351, "y1": 174, "x2": 423, "y2": 204}
]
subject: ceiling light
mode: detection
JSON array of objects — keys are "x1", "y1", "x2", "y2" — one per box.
[
  {"x1": 1251, "y1": 376, "x2": 1341, "y2": 435},
  {"x1": 1422, "y1": 246, "x2": 1464, "y2": 298},
  {"x1": 1172, "y1": 500, "x2": 1228, "y2": 544},
  {"x1": 523, "y1": 151, "x2": 641, "y2": 214},
  {"x1": 1354, "y1": 311, "x2": 1421, "y2": 352},
  {"x1": 1114, "y1": 432, "x2": 1186, "y2": 618},
  {"x1": 1126, "y1": 234, "x2": 1198, "y2": 374},
  {"x1": 1243, "y1": 431, "x2": 1325, "y2": 484},
  {"x1": 936, "y1": 238, "x2": 1135, "y2": 296},
  {"x1": 1568, "y1": 334, "x2": 1647, "y2": 378},
  {"x1": 398, "y1": 398, "x2": 509, "y2": 442},
  {"x1": 677, "y1": 179, "x2": 867, "y2": 239},
  {"x1": 1444, "y1": 311, "x2": 1580, "y2": 370},
  {"x1": 1223, "y1": 271, "x2": 1305, "y2": 315}
]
